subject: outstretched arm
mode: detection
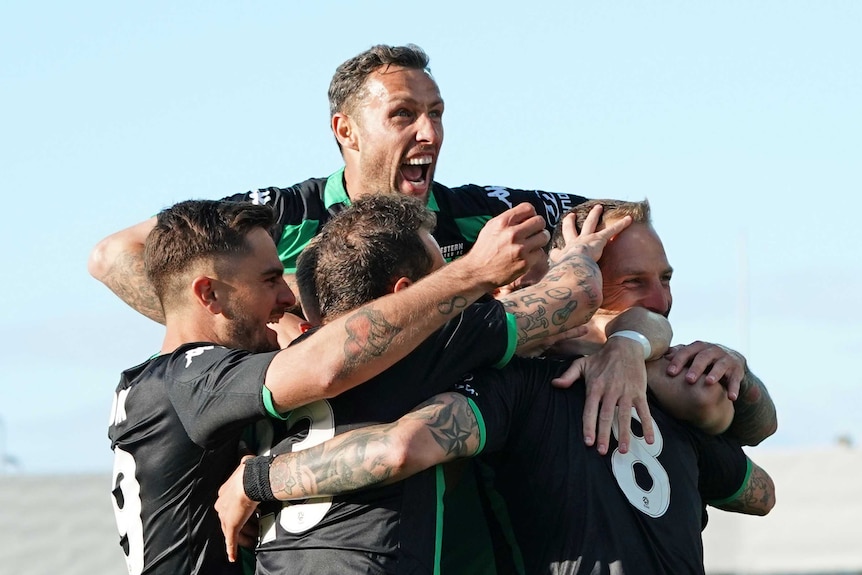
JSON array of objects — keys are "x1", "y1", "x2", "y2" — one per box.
[
  {"x1": 88, "y1": 217, "x2": 164, "y2": 323},
  {"x1": 264, "y1": 203, "x2": 551, "y2": 412},
  {"x1": 216, "y1": 392, "x2": 478, "y2": 562}
]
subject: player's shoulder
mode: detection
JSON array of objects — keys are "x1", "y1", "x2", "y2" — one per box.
[
  {"x1": 220, "y1": 176, "x2": 328, "y2": 207},
  {"x1": 160, "y1": 343, "x2": 249, "y2": 382}
]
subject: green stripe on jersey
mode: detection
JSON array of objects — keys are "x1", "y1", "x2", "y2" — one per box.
[
  {"x1": 277, "y1": 219, "x2": 319, "y2": 274},
  {"x1": 261, "y1": 386, "x2": 290, "y2": 420},
  {"x1": 492, "y1": 313, "x2": 518, "y2": 369},
  {"x1": 706, "y1": 457, "x2": 753, "y2": 506},
  {"x1": 435, "y1": 465, "x2": 446, "y2": 575},
  {"x1": 454, "y1": 214, "x2": 492, "y2": 247},
  {"x1": 466, "y1": 397, "x2": 487, "y2": 455},
  {"x1": 323, "y1": 168, "x2": 351, "y2": 210}
]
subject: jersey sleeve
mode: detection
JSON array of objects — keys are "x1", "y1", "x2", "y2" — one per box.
[
  {"x1": 164, "y1": 345, "x2": 280, "y2": 448},
  {"x1": 220, "y1": 182, "x2": 325, "y2": 273},
  {"x1": 448, "y1": 184, "x2": 588, "y2": 243},
  {"x1": 451, "y1": 357, "x2": 566, "y2": 456},
  {"x1": 693, "y1": 433, "x2": 751, "y2": 503},
  {"x1": 451, "y1": 370, "x2": 515, "y2": 457},
  {"x1": 426, "y1": 298, "x2": 518, "y2": 384}
]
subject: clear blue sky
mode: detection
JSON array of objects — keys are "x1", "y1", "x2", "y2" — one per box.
[{"x1": 1, "y1": 1, "x2": 860, "y2": 473}]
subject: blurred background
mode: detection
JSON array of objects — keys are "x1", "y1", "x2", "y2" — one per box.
[{"x1": 1, "y1": 2, "x2": 859, "y2": 573}]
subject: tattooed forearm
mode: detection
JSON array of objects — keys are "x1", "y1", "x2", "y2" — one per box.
[
  {"x1": 716, "y1": 463, "x2": 775, "y2": 516},
  {"x1": 270, "y1": 423, "x2": 400, "y2": 499},
  {"x1": 547, "y1": 253, "x2": 602, "y2": 309},
  {"x1": 726, "y1": 368, "x2": 777, "y2": 446},
  {"x1": 105, "y1": 251, "x2": 165, "y2": 323},
  {"x1": 551, "y1": 300, "x2": 579, "y2": 326},
  {"x1": 515, "y1": 306, "x2": 551, "y2": 344},
  {"x1": 341, "y1": 309, "x2": 403, "y2": 373},
  {"x1": 267, "y1": 395, "x2": 479, "y2": 501},
  {"x1": 437, "y1": 295, "x2": 469, "y2": 315}
]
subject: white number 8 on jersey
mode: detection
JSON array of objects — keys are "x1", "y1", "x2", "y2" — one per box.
[{"x1": 610, "y1": 408, "x2": 670, "y2": 518}]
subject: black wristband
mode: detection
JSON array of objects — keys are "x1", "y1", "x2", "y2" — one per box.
[{"x1": 243, "y1": 455, "x2": 276, "y2": 502}]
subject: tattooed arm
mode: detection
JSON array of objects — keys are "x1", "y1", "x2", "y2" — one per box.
[
  {"x1": 264, "y1": 203, "x2": 552, "y2": 412},
  {"x1": 711, "y1": 459, "x2": 775, "y2": 516},
  {"x1": 499, "y1": 206, "x2": 631, "y2": 352},
  {"x1": 88, "y1": 217, "x2": 165, "y2": 323},
  {"x1": 724, "y1": 367, "x2": 777, "y2": 446},
  {"x1": 215, "y1": 393, "x2": 478, "y2": 562}
]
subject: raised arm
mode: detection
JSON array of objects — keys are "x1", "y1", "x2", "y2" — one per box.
[
  {"x1": 216, "y1": 392, "x2": 478, "y2": 562},
  {"x1": 88, "y1": 217, "x2": 164, "y2": 323},
  {"x1": 264, "y1": 203, "x2": 551, "y2": 412},
  {"x1": 498, "y1": 206, "x2": 632, "y2": 353}
]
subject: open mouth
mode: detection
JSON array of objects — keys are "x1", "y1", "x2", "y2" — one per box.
[{"x1": 400, "y1": 155, "x2": 433, "y2": 187}]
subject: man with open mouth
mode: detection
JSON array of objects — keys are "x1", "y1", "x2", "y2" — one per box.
[{"x1": 89, "y1": 43, "x2": 589, "y2": 324}]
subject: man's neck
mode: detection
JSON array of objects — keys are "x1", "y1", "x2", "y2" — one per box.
[
  {"x1": 161, "y1": 316, "x2": 221, "y2": 354},
  {"x1": 342, "y1": 162, "x2": 361, "y2": 200}
]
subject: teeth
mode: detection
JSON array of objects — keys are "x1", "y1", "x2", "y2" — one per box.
[{"x1": 404, "y1": 155, "x2": 432, "y2": 166}]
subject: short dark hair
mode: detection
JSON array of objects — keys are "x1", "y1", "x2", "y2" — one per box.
[
  {"x1": 145, "y1": 199, "x2": 275, "y2": 308},
  {"x1": 551, "y1": 199, "x2": 651, "y2": 249},
  {"x1": 328, "y1": 44, "x2": 431, "y2": 117},
  {"x1": 295, "y1": 238, "x2": 322, "y2": 325},
  {"x1": 297, "y1": 194, "x2": 437, "y2": 322}
]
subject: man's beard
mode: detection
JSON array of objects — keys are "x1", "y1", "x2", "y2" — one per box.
[{"x1": 226, "y1": 313, "x2": 279, "y2": 353}]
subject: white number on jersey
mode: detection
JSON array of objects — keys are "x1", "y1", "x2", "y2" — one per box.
[
  {"x1": 610, "y1": 408, "x2": 671, "y2": 518},
  {"x1": 259, "y1": 399, "x2": 336, "y2": 541},
  {"x1": 111, "y1": 447, "x2": 144, "y2": 575}
]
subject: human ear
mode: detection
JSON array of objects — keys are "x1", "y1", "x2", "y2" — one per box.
[
  {"x1": 332, "y1": 113, "x2": 359, "y2": 152},
  {"x1": 192, "y1": 276, "x2": 223, "y2": 314},
  {"x1": 392, "y1": 277, "x2": 413, "y2": 293}
]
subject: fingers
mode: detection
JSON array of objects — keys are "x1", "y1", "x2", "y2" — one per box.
[
  {"x1": 665, "y1": 341, "x2": 708, "y2": 377},
  {"x1": 551, "y1": 356, "x2": 586, "y2": 389},
  {"x1": 582, "y1": 389, "x2": 599, "y2": 449},
  {"x1": 470, "y1": 204, "x2": 552, "y2": 287},
  {"x1": 499, "y1": 201, "x2": 539, "y2": 225},
  {"x1": 517, "y1": 216, "x2": 551, "y2": 248},
  {"x1": 559, "y1": 213, "x2": 580, "y2": 246},
  {"x1": 634, "y1": 397, "x2": 655, "y2": 446},
  {"x1": 580, "y1": 204, "x2": 603, "y2": 235},
  {"x1": 725, "y1": 380, "x2": 741, "y2": 402},
  {"x1": 599, "y1": 215, "x2": 632, "y2": 240},
  {"x1": 598, "y1": 402, "x2": 622, "y2": 455},
  {"x1": 223, "y1": 520, "x2": 239, "y2": 563}
]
